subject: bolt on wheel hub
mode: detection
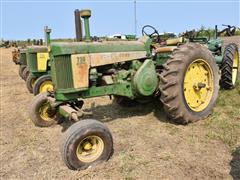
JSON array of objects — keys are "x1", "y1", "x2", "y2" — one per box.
[
  {"x1": 76, "y1": 136, "x2": 104, "y2": 163},
  {"x1": 39, "y1": 80, "x2": 53, "y2": 93},
  {"x1": 39, "y1": 102, "x2": 53, "y2": 121}
]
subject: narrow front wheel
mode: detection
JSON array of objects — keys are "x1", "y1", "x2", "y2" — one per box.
[
  {"x1": 33, "y1": 75, "x2": 53, "y2": 95},
  {"x1": 61, "y1": 119, "x2": 113, "y2": 170},
  {"x1": 29, "y1": 93, "x2": 57, "y2": 127},
  {"x1": 26, "y1": 75, "x2": 37, "y2": 93}
]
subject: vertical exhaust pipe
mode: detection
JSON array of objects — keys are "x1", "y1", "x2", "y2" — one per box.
[
  {"x1": 74, "y1": 9, "x2": 83, "y2": 42},
  {"x1": 215, "y1": 25, "x2": 218, "y2": 39},
  {"x1": 44, "y1": 26, "x2": 51, "y2": 47}
]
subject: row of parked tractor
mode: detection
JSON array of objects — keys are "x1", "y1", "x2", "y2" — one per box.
[{"x1": 10, "y1": 9, "x2": 239, "y2": 171}]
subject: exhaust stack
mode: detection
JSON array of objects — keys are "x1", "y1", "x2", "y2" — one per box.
[
  {"x1": 44, "y1": 26, "x2": 51, "y2": 46},
  {"x1": 80, "y1": 9, "x2": 91, "y2": 41},
  {"x1": 74, "y1": 9, "x2": 83, "y2": 41}
]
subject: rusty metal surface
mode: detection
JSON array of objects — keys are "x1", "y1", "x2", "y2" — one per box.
[{"x1": 71, "y1": 54, "x2": 90, "y2": 88}]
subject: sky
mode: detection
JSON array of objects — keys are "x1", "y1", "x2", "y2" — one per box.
[{"x1": 1, "y1": 0, "x2": 240, "y2": 40}]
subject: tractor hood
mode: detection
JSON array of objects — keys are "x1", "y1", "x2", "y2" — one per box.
[
  {"x1": 27, "y1": 46, "x2": 48, "y2": 53},
  {"x1": 51, "y1": 38, "x2": 149, "y2": 56},
  {"x1": 19, "y1": 48, "x2": 27, "y2": 53}
]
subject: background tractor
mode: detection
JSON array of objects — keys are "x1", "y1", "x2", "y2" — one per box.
[
  {"x1": 180, "y1": 26, "x2": 239, "y2": 89},
  {"x1": 16, "y1": 48, "x2": 28, "y2": 80},
  {"x1": 29, "y1": 9, "x2": 239, "y2": 170},
  {"x1": 12, "y1": 27, "x2": 54, "y2": 95},
  {"x1": 25, "y1": 45, "x2": 53, "y2": 95},
  {"x1": 25, "y1": 27, "x2": 52, "y2": 95}
]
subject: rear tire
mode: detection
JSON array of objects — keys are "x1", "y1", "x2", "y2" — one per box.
[
  {"x1": 33, "y1": 75, "x2": 53, "y2": 95},
  {"x1": 61, "y1": 119, "x2": 113, "y2": 170},
  {"x1": 160, "y1": 43, "x2": 219, "y2": 124},
  {"x1": 220, "y1": 43, "x2": 239, "y2": 89},
  {"x1": 26, "y1": 75, "x2": 37, "y2": 93}
]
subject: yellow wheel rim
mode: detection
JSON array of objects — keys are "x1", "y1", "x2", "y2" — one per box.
[
  {"x1": 39, "y1": 103, "x2": 53, "y2": 121},
  {"x1": 39, "y1": 81, "x2": 53, "y2": 93},
  {"x1": 183, "y1": 59, "x2": 214, "y2": 112},
  {"x1": 232, "y1": 51, "x2": 239, "y2": 85},
  {"x1": 31, "y1": 78, "x2": 36, "y2": 87},
  {"x1": 76, "y1": 136, "x2": 104, "y2": 163}
]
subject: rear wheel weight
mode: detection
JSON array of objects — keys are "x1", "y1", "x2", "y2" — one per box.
[
  {"x1": 29, "y1": 93, "x2": 57, "y2": 127},
  {"x1": 33, "y1": 74, "x2": 53, "y2": 96},
  {"x1": 160, "y1": 43, "x2": 219, "y2": 124},
  {"x1": 61, "y1": 119, "x2": 113, "y2": 170},
  {"x1": 220, "y1": 43, "x2": 239, "y2": 89}
]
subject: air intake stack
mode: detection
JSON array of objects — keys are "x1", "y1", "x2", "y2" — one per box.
[
  {"x1": 44, "y1": 26, "x2": 51, "y2": 46},
  {"x1": 80, "y1": 9, "x2": 91, "y2": 41}
]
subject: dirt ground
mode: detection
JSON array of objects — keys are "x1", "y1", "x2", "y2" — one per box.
[{"x1": 0, "y1": 37, "x2": 240, "y2": 180}]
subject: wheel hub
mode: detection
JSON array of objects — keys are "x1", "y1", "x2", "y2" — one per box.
[
  {"x1": 39, "y1": 102, "x2": 53, "y2": 121},
  {"x1": 183, "y1": 59, "x2": 214, "y2": 112},
  {"x1": 76, "y1": 136, "x2": 104, "y2": 163},
  {"x1": 39, "y1": 80, "x2": 53, "y2": 93}
]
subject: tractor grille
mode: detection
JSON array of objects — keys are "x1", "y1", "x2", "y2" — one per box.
[
  {"x1": 27, "y1": 53, "x2": 38, "y2": 72},
  {"x1": 20, "y1": 53, "x2": 27, "y2": 65},
  {"x1": 54, "y1": 55, "x2": 74, "y2": 89}
]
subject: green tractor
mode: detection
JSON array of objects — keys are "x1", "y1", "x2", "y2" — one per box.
[
  {"x1": 24, "y1": 27, "x2": 53, "y2": 95},
  {"x1": 25, "y1": 46, "x2": 53, "y2": 95},
  {"x1": 29, "y1": 9, "x2": 239, "y2": 170},
  {"x1": 181, "y1": 27, "x2": 239, "y2": 89},
  {"x1": 12, "y1": 48, "x2": 28, "y2": 80},
  {"x1": 19, "y1": 49, "x2": 28, "y2": 79}
]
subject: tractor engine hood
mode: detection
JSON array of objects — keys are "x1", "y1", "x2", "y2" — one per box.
[
  {"x1": 27, "y1": 46, "x2": 48, "y2": 53},
  {"x1": 50, "y1": 39, "x2": 148, "y2": 56}
]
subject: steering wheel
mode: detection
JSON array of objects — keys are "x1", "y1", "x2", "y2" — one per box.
[{"x1": 142, "y1": 25, "x2": 160, "y2": 42}]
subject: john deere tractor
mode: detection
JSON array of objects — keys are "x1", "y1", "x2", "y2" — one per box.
[
  {"x1": 181, "y1": 26, "x2": 239, "y2": 89},
  {"x1": 12, "y1": 48, "x2": 28, "y2": 79},
  {"x1": 24, "y1": 27, "x2": 53, "y2": 95},
  {"x1": 29, "y1": 9, "x2": 239, "y2": 170}
]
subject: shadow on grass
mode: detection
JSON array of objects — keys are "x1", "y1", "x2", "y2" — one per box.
[
  {"x1": 230, "y1": 146, "x2": 240, "y2": 180},
  {"x1": 59, "y1": 99, "x2": 170, "y2": 132}
]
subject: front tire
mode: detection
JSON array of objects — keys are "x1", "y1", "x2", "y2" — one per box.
[
  {"x1": 61, "y1": 119, "x2": 113, "y2": 170},
  {"x1": 33, "y1": 75, "x2": 53, "y2": 95},
  {"x1": 22, "y1": 67, "x2": 30, "y2": 81},
  {"x1": 29, "y1": 93, "x2": 57, "y2": 127},
  {"x1": 19, "y1": 65, "x2": 26, "y2": 79},
  {"x1": 220, "y1": 43, "x2": 239, "y2": 89},
  {"x1": 26, "y1": 75, "x2": 37, "y2": 93},
  {"x1": 160, "y1": 43, "x2": 220, "y2": 124}
]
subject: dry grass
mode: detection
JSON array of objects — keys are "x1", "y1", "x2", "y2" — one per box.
[{"x1": 1, "y1": 37, "x2": 240, "y2": 179}]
